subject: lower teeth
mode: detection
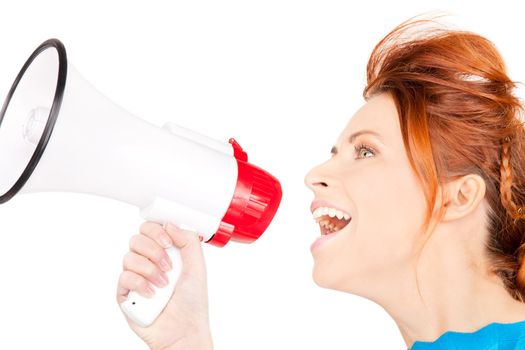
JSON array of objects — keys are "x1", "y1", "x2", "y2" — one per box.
[{"x1": 316, "y1": 217, "x2": 351, "y2": 235}]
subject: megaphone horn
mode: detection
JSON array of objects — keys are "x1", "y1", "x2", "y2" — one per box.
[{"x1": 0, "y1": 39, "x2": 282, "y2": 327}]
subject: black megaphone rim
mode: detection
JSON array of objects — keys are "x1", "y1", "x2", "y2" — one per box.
[{"x1": 0, "y1": 38, "x2": 67, "y2": 204}]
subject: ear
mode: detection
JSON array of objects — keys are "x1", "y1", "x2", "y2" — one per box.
[{"x1": 441, "y1": 174, "x2": 486, "y2": 222}]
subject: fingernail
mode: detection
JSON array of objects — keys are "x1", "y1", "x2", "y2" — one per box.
[
  {"x1": 198, "y1": 235, "x2": 204, "y2": 242},
  {"x1": 160, "y1": 234, "x2": 172, "y2": 248},
  {"x1": 160, "y1": 258, "x2": 171, "y2": 272},
  {"x1": 145, "y1": 285, "x2": 155, "y2": 297},
  {"x1": 156, "y1": 274, "x2": 169, "y2": 288}
]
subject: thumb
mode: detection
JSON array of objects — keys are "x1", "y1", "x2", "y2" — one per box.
[{"x1": 164, "y1": 223, "x2": 207, "y2": 277}]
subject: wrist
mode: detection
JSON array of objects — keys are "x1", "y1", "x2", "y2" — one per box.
[
  {"x1": 161, "y1": 338, "x2": 213, "y2": 350},
  {"x1": 156, "y1": 329, "x2": 213, "y2": 350},
  {"x1": 164, "y1": 339, "x2": 213, "y2": 350}
]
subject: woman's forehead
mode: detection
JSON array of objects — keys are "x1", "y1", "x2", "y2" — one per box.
[{"x1": 340, "y1": 94, "x2": 399, "y2": 144}]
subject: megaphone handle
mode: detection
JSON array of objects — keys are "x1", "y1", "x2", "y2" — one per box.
[{"x1": 120, "y1": 245, "x2": 183, "y2": 327}]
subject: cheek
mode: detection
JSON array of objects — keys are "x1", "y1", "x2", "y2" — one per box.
[
  {"x1": 348, "y1": 166, "x2": 427, "y2": 267},
  {"x1": 312, "y1": 163, "x2": 428, "y2": 290}
]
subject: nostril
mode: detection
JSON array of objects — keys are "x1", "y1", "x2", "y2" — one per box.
[{"x1": 305, "y1": 168, "x2": 330, "y2": 189}]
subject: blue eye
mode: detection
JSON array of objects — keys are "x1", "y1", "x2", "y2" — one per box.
[{"x1": 354, "y1": 143, "x2": 376, "y2": 159}]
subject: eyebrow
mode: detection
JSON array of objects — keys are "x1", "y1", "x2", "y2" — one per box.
[
  {"x1": 331, "y1": 130, "x2": 383, "y2": 155},
  {"x1": 349, "y1": 130, "x2": 383, "y2": 143}
]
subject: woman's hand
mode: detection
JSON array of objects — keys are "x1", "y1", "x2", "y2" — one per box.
[{"x1": 117, "y1": 222, "x2": 213, "y2": 350}]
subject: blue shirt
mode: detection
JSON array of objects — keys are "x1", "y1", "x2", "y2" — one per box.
[{"x1": 409, "y1": 320, "x2": 525, "y2": 350}]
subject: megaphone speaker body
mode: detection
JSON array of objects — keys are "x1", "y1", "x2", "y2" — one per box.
[{"x1": 0, "y1": 39, "x2": 282, "y2": 327}]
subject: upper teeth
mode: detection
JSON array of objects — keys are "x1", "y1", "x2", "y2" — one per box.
[{"x1": 312, "y1": 207, "x2": 351, "y2": 221}]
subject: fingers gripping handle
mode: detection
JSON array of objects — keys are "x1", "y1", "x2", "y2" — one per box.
[{"x1": 120, "y1": 245, "x2": 183, "y2": 327}]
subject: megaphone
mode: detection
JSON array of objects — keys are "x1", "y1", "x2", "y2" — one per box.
[{"x1": 0, "y1": 39, "x2": 282, "y2": 327}]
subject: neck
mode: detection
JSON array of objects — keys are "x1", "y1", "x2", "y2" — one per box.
[{"x1": 368, "y1": 224, "x2": 525, "y2": 348}]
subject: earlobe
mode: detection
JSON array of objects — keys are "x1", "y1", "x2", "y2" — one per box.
[{"x1": 442, "y1": 174, "x2": 486, "y2": 222}]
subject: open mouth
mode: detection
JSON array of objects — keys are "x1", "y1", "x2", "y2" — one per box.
[{"x1": 312, "y1": 206, "x2": 352, "y2": 235}]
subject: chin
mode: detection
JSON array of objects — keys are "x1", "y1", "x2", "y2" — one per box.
[
  {"x1": 312, "y1": 260, "x2": 363, "y2": 294},
  {"x1": 312, "y1": 264, "x2": 343, "y2": 291}
]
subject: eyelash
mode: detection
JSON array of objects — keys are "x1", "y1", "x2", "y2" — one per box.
[{"x1": 354, "y1": 142, "x2": 376, "y2": 159}]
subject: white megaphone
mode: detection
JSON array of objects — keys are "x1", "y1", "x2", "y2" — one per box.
[{"x1": 0, "y1": 39, "x2": 282, "y2": 327}]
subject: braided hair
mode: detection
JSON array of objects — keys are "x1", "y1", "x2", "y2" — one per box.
[
  {"x1": 499, "y1": 134, "x2": 525, "y2": 298},
  {"x1": 364, "y1": 15, "x2": 525, "y2": 301}
]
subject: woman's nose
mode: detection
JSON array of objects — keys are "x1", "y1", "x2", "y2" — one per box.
[{"x1": 304, "y1": 165, "x2": 329, "y2": 191}]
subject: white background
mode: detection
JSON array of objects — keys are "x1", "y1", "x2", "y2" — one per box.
[{"x1": 0, "y1": 1, "x2": 524, "y2": 349}]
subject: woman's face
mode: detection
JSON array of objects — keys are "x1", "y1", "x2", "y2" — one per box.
[{"x1": 305, "y1": 93, "x2": 428, "y2": 296}]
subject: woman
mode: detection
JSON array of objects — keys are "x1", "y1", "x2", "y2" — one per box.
[{"x1": 116, "y1": 17, "x2": 525, "y2": 349}]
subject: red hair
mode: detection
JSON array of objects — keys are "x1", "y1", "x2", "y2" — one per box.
[{"x1": 364, "y1": 16, "x2": 525, "y2": 301}]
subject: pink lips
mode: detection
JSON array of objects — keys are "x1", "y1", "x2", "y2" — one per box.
[
  {"x1": 310, "y1": 231, "x2": 339, "y2": 253},
  {"x1": 310, "y1": 199, "x2": 352, "y2": 254}
]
